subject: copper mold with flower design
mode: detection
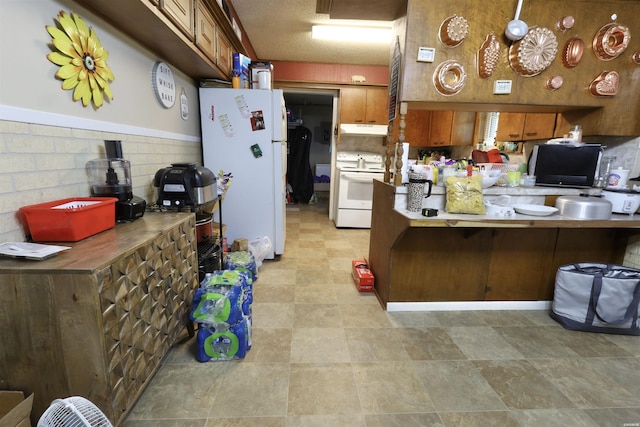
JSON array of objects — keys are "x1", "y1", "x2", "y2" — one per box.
[
  {"x1": 592, "y1": 23, "x2": 631, "y2": 61},
  {"x1": 439, "y1": 15, "x2": 469, "y2": 47},
  {"x1": 589, "y1": 71, "x2": 619, "y2": 96},
  {"x1": 509, "y1": 27, "x2": 558, "y2": 77}
]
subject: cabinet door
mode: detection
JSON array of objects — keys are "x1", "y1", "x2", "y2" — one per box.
[
  {"x1": 195, "y1": 0, "x2": 217, "y2": 61},
  {"x1": 450, "y1": 112, "x2": 477, "y2": 146},
  {"x1": 485, "y1": 229, "x2": 557, "y2": 300},
  {"x1": 160, "y1": 0, "x2": 194, "y2": 40},
  {"x1": 340, "y1": 87, "x2": 367, "y2": 123},
  {"x1": 496, "y1": 112, "x2": 525, "y2": 141},
  {"x1": 216, "y1": 31, "x2": 232, "y2": 78},
  {"x1": 428, "y1": 111, "x2": 454, "y2": 146},
  {"x1": 522, "y1": 113, "x2": 556, "y2": 140},
  {"x1": 391, "y1": 110, "x2": 430, "y2": 146},
  {"x1": 553, "y1": 113, "x2": 572, "y2": 138},
  {"x1": 366, "y1": 87, "x2": 389, "y2": 124}
]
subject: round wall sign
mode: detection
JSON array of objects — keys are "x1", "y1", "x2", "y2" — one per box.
[{"x1": 152, "y1": 62, "x2": 176, "y2": 108}]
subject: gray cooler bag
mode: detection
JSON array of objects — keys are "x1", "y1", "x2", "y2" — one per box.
[{"x1": 550, "y1": 263, "x2": 640, "y2": 335}]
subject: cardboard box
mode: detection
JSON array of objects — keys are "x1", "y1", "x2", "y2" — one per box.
[
  {"x1": 352, "y1": 260, "x2": 374, "y2": 292},
  {"x1": 0, "y1": 391, "x2": 33, "y2": 427},
  {"x1": 232, "y1": 53, "x2": 251, "y2": 88}
]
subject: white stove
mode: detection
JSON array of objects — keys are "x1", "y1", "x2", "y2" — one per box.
[
  {"x1": 335, "y1": 151, "x2": 385, "y2": 172},
  {"x1": 334, "y1": 151, "x2": 385, "y2": 228}
]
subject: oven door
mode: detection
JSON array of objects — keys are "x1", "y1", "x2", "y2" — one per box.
[{"x1": 337, "y1": 170, "x2": 383, "y2": 210}]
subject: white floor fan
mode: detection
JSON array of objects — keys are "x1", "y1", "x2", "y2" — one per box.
[{"x1": 37, "y1": 396, "x2": 113, "y2": 427}]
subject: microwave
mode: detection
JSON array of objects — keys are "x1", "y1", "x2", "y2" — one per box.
[{"x1": 529, "y1": 143, "x2": 602, "y2": 188}]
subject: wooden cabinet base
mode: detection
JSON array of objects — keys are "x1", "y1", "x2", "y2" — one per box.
[
  {"x1": 370, "y1": 180, "x2": 639, "y2": 308},
  {"x1": 0, "y1": 213, "x2": 198, "y2": 426}
]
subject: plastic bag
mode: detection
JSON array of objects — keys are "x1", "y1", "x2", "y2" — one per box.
[
  {"x1": 249, "y1": 236, "x2": 272, "y2": 269},
  {"x1": 445, "y1": 175, "x2": 486, "y2": 214}
]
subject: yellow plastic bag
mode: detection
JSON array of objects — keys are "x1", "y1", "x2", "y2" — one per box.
[{"x1": 445, "y1": 175, "x2": 486, "y2": 214}]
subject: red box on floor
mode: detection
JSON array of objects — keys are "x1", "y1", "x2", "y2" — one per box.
[{"x1": 352, "y1": 260, "x2": 374, "y2": 292}]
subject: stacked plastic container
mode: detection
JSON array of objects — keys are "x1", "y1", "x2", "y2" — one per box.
[{"x1": 191, "y1": 252, "x2": 256, "y2": 361}]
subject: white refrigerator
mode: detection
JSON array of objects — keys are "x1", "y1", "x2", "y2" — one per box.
[{"x1": 199, "y1": 88, "x2": 287, "y2": 259}]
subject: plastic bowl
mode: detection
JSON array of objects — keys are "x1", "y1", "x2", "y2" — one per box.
[{"x1": 481, "y1": 171, "x2": 501, "y2": 188}]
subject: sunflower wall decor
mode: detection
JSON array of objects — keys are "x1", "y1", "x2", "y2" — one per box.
[{"x1": 46, "y1": 10, "x2": 115, "y2": 108}]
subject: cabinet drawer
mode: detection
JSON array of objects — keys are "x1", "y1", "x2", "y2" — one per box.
[
  {"x1": 216, "y1": 32, "x2": 233, "y2": 78},
  {"x1": 160, "y1": 0, "x2": 194, "y2": 40},
  {"x1": 195, "y1": 0, "x2": 217, "y2": 61}
]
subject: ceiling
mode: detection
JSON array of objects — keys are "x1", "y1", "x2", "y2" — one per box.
[{"x1": 230, "y1": 0, "x2": 406, "y2": 66}]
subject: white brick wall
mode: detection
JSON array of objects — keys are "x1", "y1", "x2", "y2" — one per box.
[{"x1": 0, "y1": 120, "x2": 202, "y2": 242}]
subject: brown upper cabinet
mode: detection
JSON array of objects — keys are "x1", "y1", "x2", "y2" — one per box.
[
  {"x1": 74, "y1": 0, "x2": 247, "y2": 80},
  {"x1": 340, "y1": 87, "x2": 388, "y2": 125},
  {"x1": 160, "y1": 0, "x2": 194, "y2": 40},
  {"x1": 430, "y1": 111, "x2": 476, "y2": 147},
  {"x1": 392, "y1": 110, "x2": 476, "y2": 147},
  {"x1": 496, "y1": 113, "x2": 556, "y2": 141}
]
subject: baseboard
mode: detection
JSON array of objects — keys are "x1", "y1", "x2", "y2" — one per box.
[{"x1": 386, "y1": 300, "x2": 552, "y2": 312}]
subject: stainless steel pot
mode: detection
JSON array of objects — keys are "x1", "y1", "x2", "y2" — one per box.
[{"x1": 555, "y1": 194, "x2": 612, "y2": 220}]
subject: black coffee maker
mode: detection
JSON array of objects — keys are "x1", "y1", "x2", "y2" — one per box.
[{"x1": 87, "y1": 140, "x2": 146, "y2": 221}]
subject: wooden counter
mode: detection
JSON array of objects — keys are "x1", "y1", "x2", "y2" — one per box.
[
  {"x1": 369, "y1": 180, "x2": 640, "y2": 310},
  {"x1": 0, "y1": 212, "x2": 198, "y2": 426}
]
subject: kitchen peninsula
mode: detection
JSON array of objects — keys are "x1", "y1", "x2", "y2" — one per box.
[{"x1": 369, "y1": 180, "x2": 640, "y2": 311}]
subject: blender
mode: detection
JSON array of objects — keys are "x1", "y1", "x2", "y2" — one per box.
[{"x1": 87, "y1": 140, "x2": 146, "y2": 221}]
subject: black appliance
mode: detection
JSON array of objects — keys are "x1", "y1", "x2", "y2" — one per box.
[
  {"x1": 529, "y1": 143, "x2": 602, "y2": 188},
  {"x1": 87, "y1": 140, "x2": 146, "y2": 221},
  {"x1": 154, "y1": 163, "x2": 217, "y2": 209}
]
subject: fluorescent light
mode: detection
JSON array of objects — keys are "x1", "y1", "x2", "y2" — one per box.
[{"x1": 311, "y1": 25, "x2": 391, "y2": 43}]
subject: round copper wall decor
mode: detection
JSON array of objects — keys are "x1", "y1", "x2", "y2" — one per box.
[
  {"x1": 509, "y1": 27, "x2": 558, "y2": 77},
  {"x1": 592, "y1": 23, "x2": 631, "y2": 61},
  {"x1": 433, "y1": 60, "x2": 467, "y2": 96},
  {"x1": 562, "y1": 37, "x2": 585, "y2": 68},
  {"x1": 439, "y1": 15, "x2": 469, "y2": 47}
]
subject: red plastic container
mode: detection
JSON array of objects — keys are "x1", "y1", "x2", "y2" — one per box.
[{"x1": 19, "y1": 197, "x2": 117, "y2": 242}]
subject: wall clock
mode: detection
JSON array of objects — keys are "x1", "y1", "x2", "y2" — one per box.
[{"x1": 152, "y1": 61, "x2": 176, "y2": 108}]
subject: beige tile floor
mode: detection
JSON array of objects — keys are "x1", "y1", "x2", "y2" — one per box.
[{"x1": 124, "y1": 197, "x2": 640, "y2": 427}]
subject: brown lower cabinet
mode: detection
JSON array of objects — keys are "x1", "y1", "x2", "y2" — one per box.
[
  {"x1": 369, "y1": 180, "x2": 640, "y2": 307},
  {"x1": 0, "y1": 213, "x2": 199, "y2": 426}
]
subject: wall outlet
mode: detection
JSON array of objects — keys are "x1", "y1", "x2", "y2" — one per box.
[
  {"x1": 417, "y1": 47, "x2": 436, "y2": 63},
  {"x1": 494, "y1": 80, "x2": 512, "y2": 94}
]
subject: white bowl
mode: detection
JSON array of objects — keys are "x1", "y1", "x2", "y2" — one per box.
[{"x1": 481, "y1": 172, "x2": 501, "y2": 188}]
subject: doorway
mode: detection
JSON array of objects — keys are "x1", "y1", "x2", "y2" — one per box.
[{"x1": 282, "y1": 88, "x2": 339, "y2": 219}]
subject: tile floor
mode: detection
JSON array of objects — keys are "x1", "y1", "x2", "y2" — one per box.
[{"x1": 124, "y1": 198, "x2": 640, "y2": 427}]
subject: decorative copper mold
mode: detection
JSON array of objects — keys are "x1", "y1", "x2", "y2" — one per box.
[
  {"x1": 562, "y1": 37, "x2": 585, "y2": 68},
  {"x1": 477, "y1": 33, "x2": 501, "y2": 79},
  {"x1": 509, "y1": 27, "x2": 558, "y2": 77},
  {"x1": 433, "y1": 60, "x2": 467, "y2": 96},
  {"x1": 557, "y1": 15, "x2": 575, "y2": 32},
  {"x1": 589, "y1": 71, "x2": 619, "y2": 96},
  {"x1": 439, "y1": 15, "x2": 469, "y2": 47},
  {"x1": 592, "y1": 23, "x2": 631, "y2": 61},
  {"x1": 546, "y1": 75, "x2": 564, "y2": 91}
]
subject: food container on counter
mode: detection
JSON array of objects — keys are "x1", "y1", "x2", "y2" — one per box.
[{"x1": 555, "y1": 194, "x2": 612, "y2": 220}]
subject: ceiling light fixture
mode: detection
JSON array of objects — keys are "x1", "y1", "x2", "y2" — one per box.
[{"x1": 311, "y1": 25, "x2": 392, "y2": 43}]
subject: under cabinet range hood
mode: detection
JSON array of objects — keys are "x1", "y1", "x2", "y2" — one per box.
[{"x1": 340, "y1": 123, "x2": 388, "y2": 136}]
